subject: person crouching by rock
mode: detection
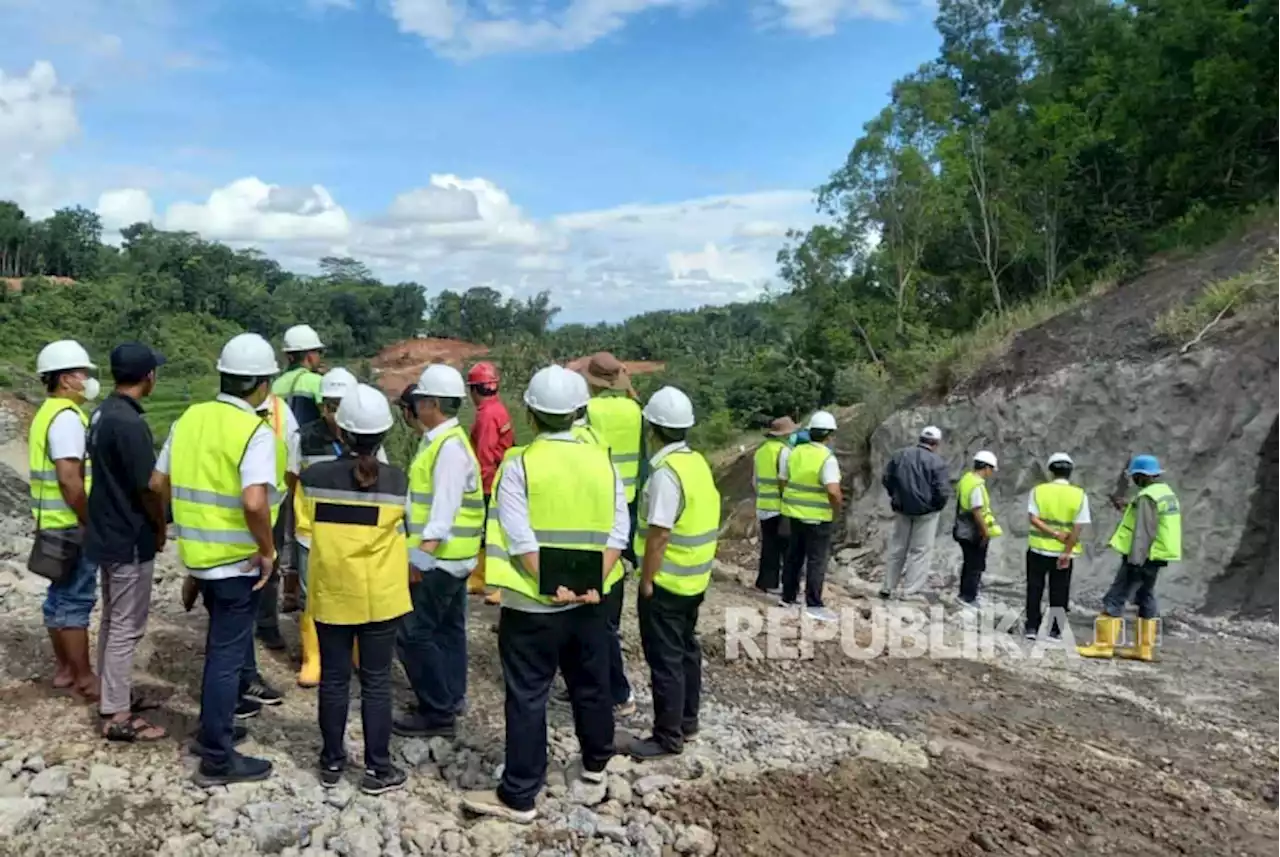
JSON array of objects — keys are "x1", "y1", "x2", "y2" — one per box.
[{"x1": 296, "y1": 384, "x2": 412, "y2": 795}]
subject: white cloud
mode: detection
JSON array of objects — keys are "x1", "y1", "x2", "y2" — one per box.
[
  {"x1": 96, "y1": 188, "x2": 154, "y2": 231},
  {"x1": 762, "y1": 0, "x2": 910, "y2": 35},
  {"x1": 162, "y1": 178, "x2": 351, "y2": 242},
  {"x1": 0, "y1": 61, "x2": 79, "y2": 160}
]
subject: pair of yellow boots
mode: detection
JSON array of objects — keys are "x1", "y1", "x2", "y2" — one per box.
[
  {"x1": 1077, "y1": 616, "x2": 1159, "y2": 661},
  {"x1": 296, "y1": 611, "x2": 357, "y2": 688}
]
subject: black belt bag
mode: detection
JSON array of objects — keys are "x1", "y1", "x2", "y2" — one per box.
[{"x1": 28, "y1": 526, "x2": 83, "y2": 584}]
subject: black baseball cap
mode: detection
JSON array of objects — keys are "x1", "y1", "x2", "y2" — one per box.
[{"x1": 110, "y1": 342, "x2": 166, "y2": 380}]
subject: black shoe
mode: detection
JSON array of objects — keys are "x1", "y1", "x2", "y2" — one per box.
[
  {"x1": 682, "y1": 722, "x2": 700, "y2": 742},
  {"x1": 243, "y1": 677, "x2": 283, "y2": 706},
  {"x1": 235, "y1": 698, "x2": 263, "y2": 720},
  {"x1": 256, "y1": 626, "x2": 287, "y2": 651},
  {"x1": 193, "y1": 754, "x2": 273, "y2": 787},
  {"x1": 878, "y1": 589, "x2": 891, "y2": 600},
  {"x1": 187, "y1": 725, "x2": 249, "y2": 756},
  {"x1": 361, "y1": 764, "x2": 408, "y2": 796},
  {"x1": 319, "y1": 763, "x2": 344, "y2": 788},
  {"x1": 392, "y1": 715, "x2": 456, "y2": 739},
  {"x1": 630, "y1": 737, "x2": 680, "y2": 761}
]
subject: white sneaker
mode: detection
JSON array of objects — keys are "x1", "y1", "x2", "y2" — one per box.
[
  {"x1": 461, "y1": 790, "x2": 536, "y2": 824},
  {"x1": 579, "y1": 768, "x2": 605, "y2": 785},
  {"x1": 777, "y1": 599, "x2": 798, "y2": 610},
  {"x1": 805, "y1": 606, "x2": 837, "y2": 623}
]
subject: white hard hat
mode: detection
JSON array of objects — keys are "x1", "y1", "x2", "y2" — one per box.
[
  {"x1": 320, "y1": 367, "x2": 358, "y2": 400},
  {"x1": 920, "y1": 425, "x2": 942, "y2": 442},
  {"x1": 36, "y1": 340, "x2": 95, "y2": 374},
  {"x1": 216, "y1": 333, "x2": 279, "y2": 376},
  {"x1": 643, "y1": 386, "x2": 695, "y2": 429},
  {"x1": 415, "y1": 364, "x2": 466, "y2": 398},
  {"x1": 336, "y1": 384, "x2": 394, "y2": 434},
  {"x1": 974, "y1": 450, "x2": 998, "y2": 469},
  {"x1": 523, "y1": 365, "x2": 581, "y2": 415},
  {"x1": 808, "y1": 410, "x2": 838, "y2": 432},
  {"x1": 282, "y1": 324, "x2": 324, "y2": 353},
  {"x1": 569, "y1": 370, "x2": 591, "y2": 410},
  {"x1": 1047, "y1": 452, "x2": 1074, "y2": 467}
]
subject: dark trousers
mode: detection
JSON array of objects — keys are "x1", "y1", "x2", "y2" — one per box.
[
  {"x1": 198, "y1": 576, "x2": 261, "y2": 771},
  {"x1": 1025, "y1": 551, "x2": 1072, "y2": 636},
  {"x1": 396, "y1": 570, "x2": 468, "y2": 727},
  {"x1": 637, "y1": 586, "x2": 703, "y2": 752},
  {"x1": 754, "y1": 516, "x2": 787, "y2": 590},
  {"x1": 1102, "y1": 561, "x2": 1162, "y2": 619},
  {"x1": 497, "y1": 605, "x2": 614, "y2": 812},
  {"x1": 603, "y1": 581, "x2": 632, "y2": 706},
  {"x1": 621, "y1": 499, "x2": 639, "y2": 567},
  {"x1": 255, "y1": 569, "x2": 279, "y2": 632},
  {"x1": 782, "y1": 518, "x2": 832, "y2": 607},
  {"x1": 958, "y1": 539, "x2": 988, "y2": 603},
  {"x1": 317, "y1": 618, "x2": 398, "y2": 773}
]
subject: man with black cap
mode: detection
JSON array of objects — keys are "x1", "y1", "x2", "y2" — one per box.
[{"x1": 86, "y1": 343, "x2": 169, "y2": 741}]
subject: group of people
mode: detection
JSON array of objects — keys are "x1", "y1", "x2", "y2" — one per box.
[{"x1": 28, "y1": 332, "x2": 719, "y2": 823}]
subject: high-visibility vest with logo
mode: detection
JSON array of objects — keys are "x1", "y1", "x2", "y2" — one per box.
[
  {"x1": 484, "y1": 437, "x2": 617, "y2": 605},
  {"x1": 586, "y1": 395, "x2": 642, "y2": 502},
  {"x1": 781, "y1": 443, "x2": 835, "y2": 523},
  {"x1": 28, "y1": 398, "x2": 90, "y2": 530},
  {"x1": 299, "y1": 459, "x2": 411, "y2": 625},
  {"x1": 635, "y1": 447, "x2": 720, "y2": 597},
  {"x1": 407, "y1": 424, "x2": 485, "y2": 561},
  {"x1": 272, "y1": 366, "x2": 323, "y2": 403},
  {"x1": 754, "y1": 439, "x2": 786, "y2": 514},
  {"x1": 1028, "y1": 482, "x2": 1086, "y2": 555},
  {"x1": 1109, "y1": 482, "x2": 1182, "y2": 562},
  {"x1": 957, "y1": 470, "x2": 1003, "y2": 538},
  {"x1": 170, "y1": 401, "x2": 287, "y2": 569}
]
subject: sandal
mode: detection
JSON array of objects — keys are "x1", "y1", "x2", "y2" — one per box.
[
  {"x1": 130, "y1": 694, "x2": 161, "y2": 713},
  {"x1": 102, "y1": 714, "x2": 168, "y2": 743}
]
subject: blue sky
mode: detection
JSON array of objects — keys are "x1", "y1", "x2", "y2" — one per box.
[{"x1": 0, "y1": 0, "x2": 939, "y2": 322}]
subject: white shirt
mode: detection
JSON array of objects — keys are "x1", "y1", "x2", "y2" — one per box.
[
  {"x1": 407, "y1": 418, "x2": 480, "y2": 577},
  {"x1": 968, "y1": 485, "x2": 986, "y2": 509},
  {"x1": 1028, "y1": 479, "x2": 1092, "y2": 557},
  {"x1": 778, "y1": 444, "x2": 840, "y2": 486},
  {"x1": 642, "y1": 442, "x2": 690, "y2": 529},
  {"x1": 156, "y1": 394, "x2": 279, "y2": 581},
  {"x1": 46, "y1": 408, "x2": 87, "y2": 461},
  {"x1": 496, "y1": 431, "x2": 629, "y2": 612}
]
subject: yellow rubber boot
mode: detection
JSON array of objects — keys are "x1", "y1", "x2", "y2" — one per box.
[
  {"x1": 1077, "y1": 615, "x2": 1121, "y2": 659},
  {"x1": 1117, "y1": 617, "x2": 1158, "y2": 662},
  {"x1": 467, "y1": 550, "x2": 487, "y2": 595},
  {"x1": 297, "y1": 613, "x2": 320, "y2": 688},
  {"x1": 352, "y1": 639, "x2": 360, "y2": 670}
]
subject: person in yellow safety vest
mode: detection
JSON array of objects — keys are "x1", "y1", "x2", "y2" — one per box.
[
  {"x1": 630, "y1": 386, "x2": 721, "y2": 761},
  {"x1": 1025, "y1": 452, "x2": 1090, "y2": 641},
  {"x1": 778, "y1": 410, "x2": 843, "y2": 623},
  {"x1": 30, "y1": 340, "x2": 100, "y2": 701},
  {"x1": 296, "y1": 384, "x2": 412, "y2": 797},
  {"x1": 583, "y1": 352, "x2": 645, "y2": 564},
  {"x1": 1078, "y1": 455, "x2": 1181, "y2": 662},
  {"x1": 393, "y1": 364, "x2": 484, "y2": 741},
  {"x1": 253, "y1": 383, "x2": 302, "y2": 653},
  {"x1": 752, "y1": 416, "x2": 799, "y2": 596},
  {"x1": 462, "y1": 365, "x2": 626, "y2": 824},
  {"x1": 953, "y1": 450, "x2": 1001, "y2": 607},
  {"x1": 272, "y1": 324, "x2": 326, "y2": 413},
  {"x1": 151, "y1": 332, "x2": 287, "y2": 787}
]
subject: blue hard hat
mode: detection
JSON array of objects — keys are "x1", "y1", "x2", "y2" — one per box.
[{"x1": 1128, "y1": 454, "x2": 1162, "y2": 476}]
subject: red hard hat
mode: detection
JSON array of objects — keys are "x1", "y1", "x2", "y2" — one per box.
[{"x1": 467, "y1": 362, "x2": 499, "y2": 386}]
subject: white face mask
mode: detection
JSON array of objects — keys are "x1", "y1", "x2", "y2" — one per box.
[{"x1": 80, "y1": 376, "x2": 101, "y2": 401}]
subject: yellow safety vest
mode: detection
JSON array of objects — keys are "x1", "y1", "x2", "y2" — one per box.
[
  {"x1": 586, "y1": 395, "x2": 642, "y2": 502},
  {"x1": 1109, "y1": 482, "x2": 1182, "y2": 562},
  {"x1": 298, "y1": 460, "x2": 411, "y2": 625},
  {"x1": 407, "y1": 424, "x2": 485, "y2": 561},
  {"x1": 484, "y1": 437, "x2": 617, "y2": 605},
  {"x1": 781, "y1": 443, "x2": 835, "y2": 523},
  {"x1": 170, "y1": 400, "x2": 287, "y2": 569},
  {"x1": 754, "y1": 439, "x2": 786, "y2": 514},
  {"x1": 568, "y1": 425, "x2": 624, "y2": 591},
  {"x1": 635, "y1": 447, "x2": 720, "y2": 597},
  {"x1": 957, "y1": 470, "x2": 1003, "y2": 538},
  {"x1": 28, "y1": 398, "x2": 90, "y2": 530},
  {"x1": 1028, "y1": 481, "x2": 1085, "y2": 555},
  {"x1": 272, "y1": 366, "x2": 323, "y2": 403}
]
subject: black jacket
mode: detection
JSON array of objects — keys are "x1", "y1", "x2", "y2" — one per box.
[{"x1": 882, "y1": 444, "x2": 950, "y2": 517}]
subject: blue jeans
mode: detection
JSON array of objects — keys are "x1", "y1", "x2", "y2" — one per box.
[
  {"x1": 397, "y1": 569, "x2": 467, "y2": 727},
  {"x1": 43, "y1": 553, "x2": 98, "y2": 629},
  {"x1": 1102, "y1": 561, "x2": 1161, "y2": 619},
  {"x1": 197, "y1": 576, "x2": 261, "y2": 771}
]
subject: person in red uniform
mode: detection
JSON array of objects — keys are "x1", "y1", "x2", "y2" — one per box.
[{"x1": 467, "y1": 362, "x2": 514, "y2": 603}]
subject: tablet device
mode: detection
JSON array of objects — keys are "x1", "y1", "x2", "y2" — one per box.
[{"x1": 538, "y1": 547, "x2": 604, "y2": 597}]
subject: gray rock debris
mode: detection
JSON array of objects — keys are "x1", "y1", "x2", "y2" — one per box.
[
  {"x1": 632, "y1": 774, "x2": 676, "y2": 796},
  {"x1": 0, "y1": 796, "x2": 45, "y2": 836},
  {"x1": 27, "y1": 766, "x2": 69, "y2": 797}
]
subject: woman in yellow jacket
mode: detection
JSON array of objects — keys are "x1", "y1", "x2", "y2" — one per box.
[{"x1": 294, "y1": 384, "x2": 411, "y2": 796}]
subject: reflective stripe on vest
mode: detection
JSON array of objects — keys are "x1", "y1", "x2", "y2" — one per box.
[
  {"x1": 754, "y1": 439, "x2": 785, "y2": 513},
  {"x1": 28, "y1": 398, "x2": 90, "y2": 530},
  {"x1": 634, "y1": 447, "x2": 720, "y2": 596},
  {"x1": 586, "y1": 395, "x2": 642, "y2": 502},
  {"x1": 1028, "y1": 482, "x2": 1085, "y2": 555},
  {"x1": 485, "y1": 437, "x2": 617, "y2": 607},
  {"x1": 1109, "y1": 482, "x2": 1182, "y2": 562},
  {"x1": 170, "y1": 401, "x2": 287, "y2": 569},
  {"x1": 407, "y1": 424, "x2": 485, "y2": 560},
  {"x1": 957, "y1": 470, "x2": 1002, "y2": 538},
  {"x1": 780, "y1": 443, "x2": 834, "y2": 523}
]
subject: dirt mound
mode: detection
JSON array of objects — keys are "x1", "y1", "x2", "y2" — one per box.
[
  {"x1": 1, "y1": 276, "x2": 76, "y2": 292},
  {"x1": 370, "y1": 337, "x2": 489, "y2": 395}
]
